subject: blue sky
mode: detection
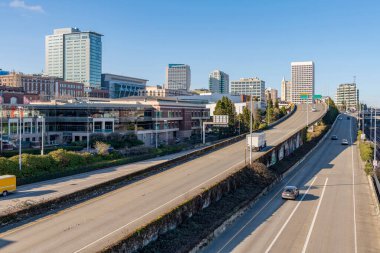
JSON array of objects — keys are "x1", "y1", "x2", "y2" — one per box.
[{"x1": 0, "y1": 0, "x2": 379, "y2": 106}]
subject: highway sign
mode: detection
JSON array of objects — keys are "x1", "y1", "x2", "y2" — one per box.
[
  {"x1": 300, "y1": 94, "x2": 309, "y2": 99},
  {"x1": 313, "y1": 94, "x2": 322, "y2": 99},
  {"x1": 213, "y1": 115, "x2": 229, "y2": 124}
]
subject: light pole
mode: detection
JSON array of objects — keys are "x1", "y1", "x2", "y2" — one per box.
[
  {"x1": 370, "y1": 107, "x2": 373, "y2": 142},
  {"x1": 38, "y1": 116, "x2": 45, "y2": 155},
  {"x1": 249, "y1": 92, "x2": 253, "y2": 165},
  {"x1": 0, "y1": 101, "x2": 2, "y2": 154},
  {"x1": 306, "y1": 98, "x2": 309, "y2": 127},
  {"x1": 155, "y1": 109, "x2": 158, "y2": 149},
  {"x1": 87, "y1": 116, "x2": 92, "y2": 152},
  {"x1": 374, "y1": 108, "x2": 377, "y2": 167},
  {"x1": 18, "y1": 106, "x2": 22, "y2": 171}
]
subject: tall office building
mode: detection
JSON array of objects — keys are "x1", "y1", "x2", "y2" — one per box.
[
  {"x1": 265, "y1": 88, "x2": 278, "y2": 102},
  {"x1": 208, "y1": 70, "x2": 229, "y2": 94},
  {"x1": 335, "y1": 83, "x2": 359, "y2": 110},
  {"x1": 165, "y1": 64, "x2": 191, "y2": 91},
  {"x1": 45, "y1": 28, "x2": 103, "y2": 88},
  {"x1": 281, "y1": 77, "x2": 292, "y2": 102},
  {"x1": 230, "y1": 77, "x2": 265, "y2": 105},
  {"x1": 291, "y1": 61, "x2": 314, "y2": 103}
]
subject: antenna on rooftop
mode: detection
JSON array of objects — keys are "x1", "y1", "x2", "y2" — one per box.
[{"x1": 353, "y1": 75, "x2": 356, "y2": 84}]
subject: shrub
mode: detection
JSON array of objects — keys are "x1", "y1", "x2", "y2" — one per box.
[
  {"x1": 95, "y1": 141, "x2": 110, "y2": 156},
  {"x1": 49, "y1": 149, "x2": 86, "y2": 168},
  {"x1": 90, "y1": 133, "x2": 106, "y2": 146},
  {"x1": 9, "y1": 154, "x2": 56, "y2": 178},
  {"x1": 248, "y1": 162, "x2": 275, "y2": 183},
  {"x1": 0, "y1": 157, "x2": 20, "y2": 176}
]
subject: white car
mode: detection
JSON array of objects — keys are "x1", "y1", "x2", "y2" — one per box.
[{"x1": 341, "y1": 139, "x2": 349, "y2": 145}]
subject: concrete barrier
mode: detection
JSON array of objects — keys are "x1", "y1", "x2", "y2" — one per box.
[{"x1": 102, "y1": 108, "x2": 330, "y2": 253}]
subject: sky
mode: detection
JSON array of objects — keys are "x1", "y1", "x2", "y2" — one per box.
[{"x1": 0, "y1": 0, "x2": 379, "y2": 106}]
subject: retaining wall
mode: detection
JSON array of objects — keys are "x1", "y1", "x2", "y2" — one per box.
[{"x1": 102, "y1": 111, "x2": 327, "y2": 253}]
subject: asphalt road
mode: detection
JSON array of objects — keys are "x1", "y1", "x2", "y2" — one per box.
[
  {"x1": 201, "y1": 115, "x2": 380, "y2": 253},
  {"x1": 0, "y1": 104, "x2": 325, "y2": 253}
]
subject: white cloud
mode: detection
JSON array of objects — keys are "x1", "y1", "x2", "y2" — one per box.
[{"x1": 9, "y1": 0, "x2": 44, "y2": 13}]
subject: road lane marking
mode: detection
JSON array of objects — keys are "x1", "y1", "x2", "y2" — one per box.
[
  {"x1": 264, "y1": 176, "x2": 317, "y2": 253},
  {"x1": 1, "y1": 108, "x2": 322, "y2": 250},
  {"x1": 72, "y1": 161, "x2": 246, "y2": 253},
  {"x1": 215, "y1": 171, "x2": 316, "y2": 253},
  {"x1": 301, "y1": 177, "x2": 329, "y2": 253},
  {"x1": 350, "y1": 119, "x2": 358, "y2": 253}
]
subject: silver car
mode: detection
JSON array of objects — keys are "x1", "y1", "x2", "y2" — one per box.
[
  {"x1": 282, "y1": 186, "x2": 299, "y2": 200},
  {"x1": 341, "y1": 139, "x2": 349, "y2": 145}
]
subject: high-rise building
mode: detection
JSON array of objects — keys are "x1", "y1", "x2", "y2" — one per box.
[
  {"x1": 45, "y1": 28, "x2": 103, "y2": 88},
  {"x1": 291, "y1": 61, "x2": 314, "y2": 103},
  {"x1": 230, "y1": 77, "x2": 265, "y2": 107},
  {"x1": 265, "y1": 88, "x2": 278, "y2": 102},
  {"x1": 165, "y1": 64, "x2": 191, "y2": 91},
  {"x1": 208, "y1": 70, "x2": 229, "y2": 94},
  {"x1": 335, "y1": 83, "x2": 359, "y2": 111},
  {"x1": 281, "y1": 77, "x2": 292, "y2": 102}
]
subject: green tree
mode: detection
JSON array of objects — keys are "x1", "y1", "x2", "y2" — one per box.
[{"x1": 214, "y1": 96, "x2": 237, "y2": 136}]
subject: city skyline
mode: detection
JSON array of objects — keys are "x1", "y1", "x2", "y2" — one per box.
[{"x1": 0, "y1": 0, "x2": 379, "y2": 105}]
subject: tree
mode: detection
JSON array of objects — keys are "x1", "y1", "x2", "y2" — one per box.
[{"x1": 214, "y1": 96, "x2": 237, "y2": 136}]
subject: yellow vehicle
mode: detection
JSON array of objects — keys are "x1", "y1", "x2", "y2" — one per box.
[{"x1": 0, "y1": 175, "x2": 16, "y2": 197}]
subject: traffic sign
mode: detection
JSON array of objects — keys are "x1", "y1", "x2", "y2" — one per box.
[
  {"x1": 213, "y1": 115, "x2": 229, "y2": 124},
  {"x1": 313, "y1": 94, "x2": 322, "y2": 99},
  {"x1": 300, "y1": 94, "x2": 309, "y2": 99}
]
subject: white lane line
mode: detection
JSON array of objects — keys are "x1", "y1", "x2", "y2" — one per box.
[
  {"x1": 350, "y1": 119, "x2": 358, "y2": 253},
  {"x1": 264, "y1": 176, "x2": 317, "y2": 253},
  {"x1": 301, "y1": 177, "x2": 329, "y2": 253},
  {"x1": 216, "y1": 169, "x2": 313, "y2": 253},
  {"x1": 72, "y1": 160, "x2": 245, "y2": 253}
]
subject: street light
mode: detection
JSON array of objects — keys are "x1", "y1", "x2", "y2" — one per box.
[
  {"x1": 249, "y1": 88, "x2": 253, "y2": 165},
  {"x1": 38, "y1": 115, "x2": 45, "y2": 155},
  {"x1": 87, "y1": 116, "x2": 92, "y2": 152},
  {"x1": 18, "y1": 106, "x2": 23, "y2": 171}
]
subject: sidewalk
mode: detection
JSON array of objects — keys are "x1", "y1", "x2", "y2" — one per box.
[{"x1": 0, "y1": 146, "x2": 207, "y2": 215}]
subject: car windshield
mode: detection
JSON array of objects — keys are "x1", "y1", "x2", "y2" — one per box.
[{"x1": 284, "y1": 188, "x2": 293, "y2": 192}]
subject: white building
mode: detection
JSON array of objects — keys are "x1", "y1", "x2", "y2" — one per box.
[
  {"x1": 209, "y1": 70, "x2": 229, "y2": 94},
  {"x1": 230, "y1": 77, "x2": 265, "y2": 107},
  {"x1": 281, "y1": 77, "x2": 292, "y2": 102},
  {"x1": 335, "y1": 83, "x2": 359, "y2": 110},
  {"x1": 45, "y1": 28, "x2": 103, "y2": 88},
  {"x1": 165, "y1": 64, "x2": 191, "y2": 91},
  {"x1": 291, "y1": 61, "x2": 314, "y2": 103}
]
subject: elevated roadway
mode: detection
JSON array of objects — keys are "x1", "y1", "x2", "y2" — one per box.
[
  {"x1": 0, "y1": 104, "x2": 325, "y2": 253},
  {"x1": 201, "y1": 115, "x2": 380, "y2": 253}
]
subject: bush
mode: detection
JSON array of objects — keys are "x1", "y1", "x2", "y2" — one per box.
[
  {"x1": 49, "y1": 149, "x2": 86, "y2": 168},
  {"x1": 95, "y1": 141, "x2": 110, "y2": 156},
  {"x1": 0, "y1": 157, "x2": 20, "y2": 177},
  {"x1": 9, "y1": 154, "x2": 56, "y2": 178}
]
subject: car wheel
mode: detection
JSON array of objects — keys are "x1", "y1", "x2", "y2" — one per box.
[{"x1": 2, "y1": 191, "x2": 8, "y2": 197}]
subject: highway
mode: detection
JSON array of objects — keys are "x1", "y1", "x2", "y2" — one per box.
[
  {"x1": 201, "y1": 115, "x2": 380, "y2": 253},
  {"x1": 0, "y1": 104, "x2": 325, "y2": 253}
]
